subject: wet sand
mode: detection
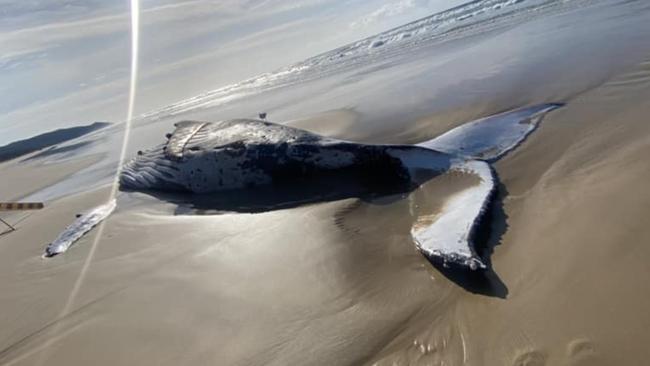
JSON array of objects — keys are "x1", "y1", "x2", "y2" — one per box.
[
  {"x1": 0, "y1": 155, "x2": 101, "y2": 202},
  {"x1": 2, "y1": 3, "x2": 650, "y2": 366},
  {"x1": 0, "y1": 160, "x2": 480, "y2": 365},
  {"x1": 287, "y1": 109, "x2": 361, "y2": 139},
  {"x1": 369, "y1": 59, "x2": 650, "y2": 366},
  {"x1": 2, "y1": 58, "x2": 650, "y2": 365}
]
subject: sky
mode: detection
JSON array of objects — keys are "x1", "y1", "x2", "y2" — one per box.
[{"x1": 0, "y1": 0, "x2": 467, "y2": 144}]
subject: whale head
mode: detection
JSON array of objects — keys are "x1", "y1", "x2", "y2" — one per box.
[{"x1": 119, "y1": 144, "x2": 187, "y2": 191}]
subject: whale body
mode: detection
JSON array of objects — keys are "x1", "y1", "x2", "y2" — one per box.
[
  {"x1": 119, "y1": 119, "x2": 449, "y2": 194},
  {"x1": 47, "y1": 104, "x2": 563, "y2": 270}
]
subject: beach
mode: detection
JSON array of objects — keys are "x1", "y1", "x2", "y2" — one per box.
[{"x1": 1, "y1": 0, "x2": 650, "y2": 365}]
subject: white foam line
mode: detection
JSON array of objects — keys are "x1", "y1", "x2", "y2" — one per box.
[{"x1": 460, "y1": 331, "x2": 468, "y2": 364}]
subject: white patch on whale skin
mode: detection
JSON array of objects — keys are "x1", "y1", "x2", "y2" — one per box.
[
  {"x1": 409, "y1": 103, "x2": 561, "y2": 269},
  {"x1": 166, "y1": 121, "x2": 207, "y2": 160},
  {"x1": 411, "y1": 159, "x2": 493, "y2": 270},
  {"x1": 386, "y1": 147, "x2": 488, "y2": 269},
  {"x1": 418, "y1": 104, "x2": 562, "y2": 161},
  {"x1": 44, "y1": 199, "x2": 116, "y2": 257},
  {"x1": 388, "y1": 146, "x2": 490, "y2": 269}
]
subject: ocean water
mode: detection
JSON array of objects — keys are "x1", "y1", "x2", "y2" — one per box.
[{"x1": 137, "y1": 0, "x2": 595, "y2": 121}]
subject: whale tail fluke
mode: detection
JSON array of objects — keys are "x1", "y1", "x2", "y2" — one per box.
[
  {"x1": 418, "y1": 103, "x2": 563, "y2": 161},
  {"x1": 409, "y1": 103, "x2": 562, "y2": 269}
]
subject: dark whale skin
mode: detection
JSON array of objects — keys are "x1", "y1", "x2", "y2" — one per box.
[{"x1": 120, "y1": 119, "x2": 444, "y2": 194}]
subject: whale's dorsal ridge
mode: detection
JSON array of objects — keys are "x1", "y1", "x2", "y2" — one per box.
[{"x1": 167, "y1": 119, "x2": 329, "y2": 158}]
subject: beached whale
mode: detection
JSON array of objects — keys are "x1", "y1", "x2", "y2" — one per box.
[{"x1": 45, "y1": 104, "x2": 562, "y2": 270}]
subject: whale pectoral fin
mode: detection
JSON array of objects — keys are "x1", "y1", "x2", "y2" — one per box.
[
  {"x1": 411, "y1": 160, "x2": 494, "y2": 270},
  {"x1": 44, "y1": 199, "x2": 117, "y2": 257},
  {"x1": 418, "y1": 103, "x2": 563, "y2": 161}
]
